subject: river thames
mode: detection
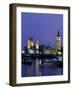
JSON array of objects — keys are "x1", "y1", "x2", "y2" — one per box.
[{"x1": 21, "y1": 57, "x2": 63, "y2": 77}]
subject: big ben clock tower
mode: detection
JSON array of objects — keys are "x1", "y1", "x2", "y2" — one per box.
[{"x1": 56, "y1": 31, "x2": 61, "y2": 50}]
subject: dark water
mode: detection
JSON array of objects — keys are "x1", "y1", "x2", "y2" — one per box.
[{"x1": 21, "y1": 59, "x2": 63, "y2": 77}]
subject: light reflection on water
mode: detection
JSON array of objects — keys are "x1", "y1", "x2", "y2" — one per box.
[{"x1": 21, "y1": 58, "x2": 63, "y2": 77}]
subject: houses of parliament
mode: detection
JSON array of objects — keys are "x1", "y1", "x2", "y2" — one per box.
[{"x1": 23, "y1": 31, "x2": 62, "y2": 55}]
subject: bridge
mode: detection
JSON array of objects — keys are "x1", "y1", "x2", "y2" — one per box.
[
  {"x1": 22, "y1": 53, "x2": 62, "y2": 59},
  {"x1": 22, "y1": 53, "x2": 63, "y2": 65},
  {"x1": 22, "y1": 53, "x2": 62, "y2": 60}
]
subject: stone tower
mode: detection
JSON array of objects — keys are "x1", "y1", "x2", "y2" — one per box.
[{"x1": 56, "y1": 31, "x2": 61, "y2": 50}]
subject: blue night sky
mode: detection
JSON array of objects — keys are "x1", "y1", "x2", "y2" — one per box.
[{"x1": 21, "y1": 12, "x2": 63, "y2": 50}]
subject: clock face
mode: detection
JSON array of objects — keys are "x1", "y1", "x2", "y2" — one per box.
[{"x1": 56, "y1": 37, "x2": 61, "y2": 41}]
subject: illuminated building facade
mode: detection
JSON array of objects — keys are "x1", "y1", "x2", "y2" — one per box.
[
  {"x1": 25, "y1": 31, "x2": 62, "y2": 55},
  {"x1": 36, "y1": 40, "x2": 39, "y2": 49},
  {"x1": 27, "y1": 37, "x2": 34, "y2": 49}
]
